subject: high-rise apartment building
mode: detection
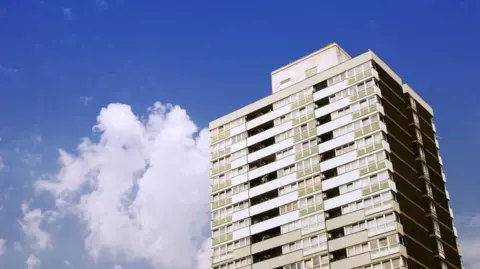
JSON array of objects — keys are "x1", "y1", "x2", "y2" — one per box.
[{"x1": 209, "y1": 43, "x2": 463, "y2": 269}]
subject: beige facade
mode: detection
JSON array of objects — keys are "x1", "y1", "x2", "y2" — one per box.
[{"x1": 209, "y1": 44, "x2": 462, "y2": 269}]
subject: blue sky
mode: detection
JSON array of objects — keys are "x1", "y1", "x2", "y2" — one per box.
[{"x1": 0, "y1": 0, "x2": 479, "y2": 269}]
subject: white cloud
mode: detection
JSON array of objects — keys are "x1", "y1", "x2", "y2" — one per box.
[
  {"x1": 113, "y1": 266, "x2": 122, "y2": 269},
  {"x1": 63, "y1": 260, "x2": 74, "y2": 268},
  {"x1": 80, "y1": 96, "x2": 95, "y2": 106},
  {"x1": 26, "y1": 254, "x2": 41, "y2": 269},
  {"x1": 36, "y1": 102, "x2": 211, "y2": 269},
  {"x1": 18, "y1": 201, "x2": 53, "y2": 251},
  {"x1": 63, "y1": 8, "x2": 72, "y2": 20},
  {"x1": 457, "y1": 213, "x2": 480, "y2": 268},
  {"x1": 0, "y1": 238, "x2": 6, "y2": 256},
  {"x1": 0, "y1": 156, "x2": 4, "y2": 170},
  {"x1": 96, "y1": 0, "x2": 107, "y2": 8}
]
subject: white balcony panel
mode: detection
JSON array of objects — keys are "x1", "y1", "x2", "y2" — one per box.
[
  {"x1": 247, "y1": 104, "x2": 291, "y2": 130},
  {"x1": 367, "y1": 222, "x2": 398, "y2": 237},
  {"x1": 231, "y1": 156, "x2": 248, "y2": 170},
  {"x1": 315, "y1": 97, "x2": 350, "y2": 120},
  {"x1": 231, "y1": 173, "x2": 248, "y2": 186},
  {"x1": 318, "y1": 132, "x2": 355, "y2": 154},
  {"x1": 250, "y1": 191, "x2": 298, "y2": 216},
  {"x1": 231, "y1": 124, "x2": 247, "y2": 137},
  {"x1": 231, "y1": 140, "x2": 247, "y2": 153},
  {"x1": 248, "y1": 155, "x2": 295, "y2": 180},
  {"x1": 249, "y1": 173, "x2": 296, "y2": 198},
  {"x1": 248, "y1": 138, "x2": 294, "y2": 163},
  {"x1": 247, "y1": 121, "x2": 293, "y2": 146},
  {"x1": 303, "y1": 242, "x2": 328, "y2": 256},
  {"x1": 314, "y1": 80, "x2": 349, "y2": 102},
  {"x1": 316, "y1": 114, "x2": 352, "y2": 136},
  {"x1": 302, "y1": 222, "x2": 326, "y2": 236},
  {"x1": 370, "y1": 245, "x2": 401, "y2": 260},
  {"x1": 324, "y1": 189, "x2": 362, "y2": 211},
  {"x1": 232, "y1": 208, "x2": 249, "y2": 222},
  {"x1": 330, "y1": 253, "x2": 372, "y2": 269},
  {"x1": 329, "y1": 230, "x2": 368, "y2": 252},
  {"x1": 320, "y1": 150, "x2": 357, "y2": 172},
  {"x1": 250, "y1": 211, "x2": 298, "y2": 235},
  {"x1": 365, "y1": 201, "x2": 394, "y2": 216},
  {"x1": 232, "y1": 190, "x2": 249, "y2": 204},
  {"x1": 233, "y1": 227, "x2": 250, "y2": 241},
  {"x1": 322, "y1": 170, "x2": 358, "y2": 191}
]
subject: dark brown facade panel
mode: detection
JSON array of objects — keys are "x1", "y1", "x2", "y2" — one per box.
[
  {"x1": 374, "y1": 64, "x2": 405, "y2": 97},
  {"x1": 390, "y1": 155, "x2": 422, "y2": 190}
]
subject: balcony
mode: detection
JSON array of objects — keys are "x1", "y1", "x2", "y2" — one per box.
[
  {"x1": 211, "y1": 129, "x2": 231, "y2": 144},
  {"x1": 365, "y1": 200, "x2": 396, "y2": 216},
  {"x1": 247, "y1": 104, "x2": 290, "y2": 131},
  {"x1": 358, "y1": 159, "x2": 390, "y2": 176},
  {"x1": 370, "y1": 244, "x2": 402, "y2": 260},
  {"x1": 212, "y1": 179, "x2": 232, "y2": 192},
  {"x1": 352, "y1": 103, "x2": 383, "y2": 120},
  {"x1": 246, "y1": 104, "x2": 273, "y2": 122},
  {"x1": 303, "y1": 241, "x2": 328, "y2": 256},
  {"x1": 248, "y1": 121, "x2": 274, "y2": 138},
  {"x1": 294, "y1": 125, "x2": 317, "y2": 142},
  {"x1": 250, "y1": 171, "x2": 277, "y2": 188},
  {"x1": 295, "y1": 146, "x2": 318, "y2": 161},
  {"x1": 252, "y1": 250, "x2": 303, "y2": 269},
  {"x1": 354, "y1": 121, "x2": 384, "y2": 138},
  {"x1": 212, "y1": 147, "x2": 231, "y2": 159},
  {"x1": 212, "y1": 215, "x2": 232, "y2": 228},
  {"x1": 367, "y1": 222, "x2": 400, "y2": 237},
  {"x1": 211, "y1": 163, "x2": 231, "y2": 176},
  {"x1": 212, "y1": 197, "x2": 233, "y2": 209},
  {"x1": 250, "y1": 211, "x2": 298, "y2": 235},
  {"x1": 361, "y1": 179, "x2": 393, "y2": 196},
  {"x1": 349, "y1": 85, "x2": 381, "y2": 103},
  {"x1": 357, "y1": 140, "x2": 389, "y2": 157},
  {"x1": 298, "y1": 182, "x2": 322, "y2": 198},
  {"x1": 249, "y1": 154, "x2": 276, "y2": 171},
  {"x1": 293, "y1": 111, "x2": 315, "y2": 126},
  {"x1": 347, "y1": 68, "x2": 377, "y2": 86},
  {"x1": 250, "y1": 189, "x2": 278, "y2": 207},
  {"x1": 302, "y1": 221, "x2": 326, "y2": 236},
  {"x1": 299, "y1": 201, "x2": 324, "y2": 217},
  {"x1": 251, "y1": 229, "x2": 300, "y2": 254},
  {"x1": 212, "y1": 233, "x2": 233, "y2": 246},
  {"x1": 296, "y1": 164, "x2": 320, "y2": 179},
  {"x1": 291, "y1": 94, "x2": 313, "y2": 109}
]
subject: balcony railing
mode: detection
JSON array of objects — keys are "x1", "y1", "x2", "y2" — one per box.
[
  {"x1": 300, "y1": 202, "x2": 324, "y2": 216},
  {"x1": 212, "y1": 179, "x2": 232, "y2": 192},
  {"x1": 303, "y1": 241, "x2": 328, "y2": 256},
  {"x1": 293, "y1": 112, "x2": 315, "y2": 126},
  {"x1": 212, "y1": 233, "x2": 233, "y2": 246},
  {"x1": 354, "y1": 121, "x2": 381, "y2": 138},
  {"x1": 297, "y1": 164, "x2": 320, "y2": 179},
  {"x1": 350, "y1": 86, "x2": 377, "y2": 102},
  {"x1": 295, "y1": 146, "x2": 318, "y2": 161},
  {"x1": 367, "y1": 221, "x2": 396, "y2": 237},
  {"x1": 301, "y1": 221, "x2": 326, "y2": 236},
  {"x1": 211, "y1": 130, "x2": 231, "y2": 144},
  {"x1": 362, "y1": 179, "x2": 390, "y2": 196},
  {"x1": 359, "y1": 160, "x2": 387, "y2": 176},
  {"x1": 212, "y1": 197, "x2": 232, "y2": 209},
  {"x1": 212, "y1": 215, "x2": 233, "y2": 227},
  {"x1": 211, "y1": 163, "x2": 231, "y2": 176},
  {"x1": 294, "y1": 126, "x2": 317, "y2": 142},
  {"x1": 212, "y1": 147, "x2": 231, "y2": 159},
  {"x1": 298, "y1": 182, "x2": 322, "y2": 197},
  {"x1": 291, "y1": 95, "x2": 313, "y2": 109},
  {"x1": 370, "y1": 244, "x2": 400, "y2": 260},
  {"x1": 357, "y1": 141, "x2": 384, "y2": 157},
  {"x1": 347, "y1": 68, "x2": 373, "y2": 85},
  {"x1": 352, "y1": 104, "x2": 379, "y2": 120}
]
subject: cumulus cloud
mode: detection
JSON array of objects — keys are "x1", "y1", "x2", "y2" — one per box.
[
  {"x1": 26, "y1": 254, "x2": 41, "y2": 269},
  {"x1": 0, "y1": 238, "x2": 6, "y2": 256},
  {"x1": 18, "y1": 201, "x2": 54, "y2": 251},
  {"x1": 36, "y1": 102, "x2": 211, "y2": 269},
  {"x1": 0, "y1": 156, "x2": 4, "y2": 170},
  {"x1": 457, "y1": 213, "x2": 480, "y2": 268}
]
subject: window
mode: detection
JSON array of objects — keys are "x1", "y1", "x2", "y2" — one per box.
[
  {"x1": 295, "y1": 138, "x2": 317, "y2": 154},
  {"x1": 422, "y1": 164, "x2": 430, "y2": 179},
  {"x1": 280, "y1": 78, "x2": 292, "y2": 85},
  {"x1": 370, "y1": 234, "x2": 400, "y2": 253},
  {"x1": 297, "y1": 155, "x2": 320, "y2": 173},
  {"x1": 298, "y1": 193, "x2": 323, "y2": 210},
  {"x1": 277, "y1": 147, "x2": 295, "y2": 159},
  {"x1": 331, "y1": 105, "x2": 351, "y2": 120},
  {"x1": 234, "y1": 219, "x2": 250, "y2": 230},
  {"x1": 279, "y1": 183, "x2": 298, "y2": 195},
  {"x1": 410, "y1": 97, "x2": 417, "y2": 111},
  {"x1": 282, "y1": 240, "x2": 302, "y2": 254},
  {"x1": 327, "y1": 62, "x2": 372, "y2": 86},
  {"x1": 413, "y1": 112, "x2": 420, "y2": 127},
  {"x1": 347, "y1": 242, "x2": 370, "y2": 256},
  {"x1": 303, "y1": 233, "x2": 327, "y2": 250},
  {"x1": 278, "y1": 164, "x2": 296, "y2": 177},
  {"x1": 232, "y1": 183, "x2": 249, "y2": 195},
  {"x1": 297, "y1": 175, "x2": 322, "y2": 192},
  {"x1": 342, "y1": 191, "x2": 393, "y2": 214},
  {"x1": 437, "y1": 239, "x2": 445, "y2": 257},
  {"x1": 335, "y1": 142, "x2": 355, "y2": 156},
  {"x1": 433, "y1": 220, "x2": 441, "y2": 237},
  {"x1": 332, "y1": 123, "x2": 354, "y2": 138},
  {"x1": 337, "y1": 151, "x2": 387, "y2": 175},
  {"x1": 357, "y1": 132, "x2": 384, "y2": 149},
  {"x1": 430, "y1": 202, "x2": 437, "y2": 217},
  {"x1": 274, "y1": 112, "x2": 292, "y2": 126},
  {"x1": 416, "y1": 129, "x2": 423, "y2": 144},
  {"x1": 275, "y1": 129, "x2": 294, "y2": 143},
  {"x1": 281, "y1": 213, "x2": 325, "y2": 234},
  {"x1": 426, "y1": 182, "x2": 433, "y2": 198},
  {"x1": 418, "y1": 147, "x2": 426, "y2": 161},
  {"x1": 280, "y1": 202, "x2": 298, "y2": 214}
]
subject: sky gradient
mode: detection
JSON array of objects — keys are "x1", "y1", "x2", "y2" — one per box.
[{"x1": 0, "y1": 1, "x2": 479, "y2": 269}]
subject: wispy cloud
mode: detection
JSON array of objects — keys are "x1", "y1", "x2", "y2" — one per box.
[
  {"x1": 0, "y1": 156, "x2": 5, "y2": 170},
  {"x1": 457, "y1": 213, "x2": 480, "y2": 268},
  {"x1": 79, "y1": 96, "x2": 94, "y2": 106},
  {"x1": 0, "y1": 238, "x2": 6, "y2": 256},
  {"x1": 0, "y1": 64, "x2": 18, "y2": 76},
  {"x1": 96, "y1": 0, "x2": 108, "y2": 8},
  {"x1": 26, "y1": 254, "x2": 41, "y2": 269},
  {"x1": 63, "y1": 8, "x2": 72, "y2": 20}
]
